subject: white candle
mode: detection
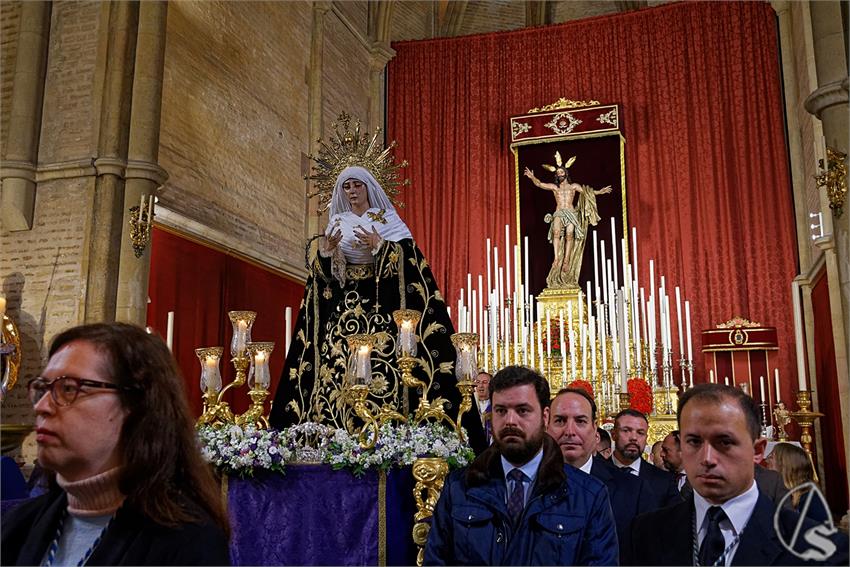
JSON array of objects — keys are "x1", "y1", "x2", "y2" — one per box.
[
  {"x1": 166, "y1": 311, "x2": 175, "y2": 351},
  {"x1": 675, "y1": 287, "x2": 684, "y2": 357},
  {"x1": 724, "y1": 376, "x2": 729, "y2": 386},
  {"x1": 513, "y1": 291, "x2": 520, "y2": 362},
  {"x1": 524, "y1": 236, "x2": 530, "y2": 302},
  {"x1": 593, "y1": 230, "x2": 600, "y2": 295},
  {"x1": 631, "y1": 227, "x2": 638, "y2": 289},
  {"x1": 569, "y1": 326, "x2": 577, "y2": 378},
  {"x1": 582, "y1": 323, "x2": 588, "y2": 379},
  {"x1": 601, "y1": 243, "x2": 609, "y2": 305},
  {"x1": 590, "y1": 315, "x2": 597, "y2": 378},
  {"x1": 611, "y1": 218, "x2": 619, "y2": 289},
  {"x1": 528, "y1": 293, "x2": 535, "y2": 366},
  {"x1": 600, "y1": 307, "x2": 607, "y2": 373},
  {"x1": 759, "y1": 375, "x2": 766, "y2": 402},
  {"x1": 709, "y1": 369, "x2": 715, "y2": 383},
  {"x1": 486, "y1": 238, "x2": 492, "y2": 300},
  {"x1": 470, "y1": 290, "x2": 478, "y2": 333},
  {"x1": 537, "y1": 304, "x2": 544, "y2": 371},
  {"x1": 139, "y1": 194, "x2": 145, "y2": 218},
  {"x1": 505, "y1": 225, "x2": 511, "y2": 301},
  {"x1": 498, "y1": 267, "x2": 504, "y2": 321},
  {"x1": 791, "y1": 282, "x2": 807, "y2": 390},
  {"x1": 685, "y1": 300, "x2": 693, "y2": 361},
  {"x1": 147, "y1": 194, "x2": 154, "y2": 229},
  {"x1": 478, "y1": 275, "x2": 484, "y2": 335},
  {"x1": 774, "y1": 369, "x2": 781, "y2": 403},
  {"x1": 356, "y1": 345, "x2": 371, "y2": 380},
  {"x1": 546, "y1": 309, "x2": 552, "y2": 358},
  {"x1": 559, "y1": 310, "x2": 567, "y2": 383},
  {"x1": 285, "y1": 307, "x2": 292, "y2": 355}
]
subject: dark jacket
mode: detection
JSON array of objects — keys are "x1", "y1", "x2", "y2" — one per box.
[
  {"x1": 755, "y1": 464, "x2": 790, "y2": 505},
  {"x1": 1, "y1": 488, "x2": 231, "y2": 566},
  {"x1": 590, "y1": 455, "x2": 654, "y2": 565},
  {"x1": 423, "y1": 435, "x2": 619, "y2": 565},
  {"x1": 630, "y1": 491, "x2": 849, "y2": 566},
  {"x1": 634, "y1": 458, "x2": 682, "y2": 510}
]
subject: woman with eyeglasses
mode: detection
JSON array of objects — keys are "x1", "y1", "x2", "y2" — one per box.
[{"x1": 1, "y1": 323, "x2": 231, "y2": 566}]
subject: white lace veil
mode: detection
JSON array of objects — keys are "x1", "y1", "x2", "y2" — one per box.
[{"x1": 329, "y1": 166, "x2": 395, "y2": 217}]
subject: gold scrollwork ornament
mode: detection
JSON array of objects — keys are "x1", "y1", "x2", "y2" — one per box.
[
  {"x1": 411, "y1": 457, "x2": 449, "y2": 567},
  {"x1": 1, "y1": 314, "x2": 22, "y2": 401},
  {"x1": 815, "y1": 147, "x2": 847, "y2": 217}
]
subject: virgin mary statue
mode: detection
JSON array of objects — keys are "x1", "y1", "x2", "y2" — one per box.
[{"x1": 269, "y1": 115, "x2": 486, "y2": 453}]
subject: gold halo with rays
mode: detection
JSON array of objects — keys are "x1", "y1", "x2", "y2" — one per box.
[{"x1": 305, "y1": 112, "x2": 410, "y2": 212}]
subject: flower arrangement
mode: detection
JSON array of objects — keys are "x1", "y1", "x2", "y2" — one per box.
[
  {"x1": 567, "y1": 379, "x2": 594, "y2": 397},
  {"x1": 198, "y1": 421, "x2": 475, "y2": 478},
  {"x1": 541, "y1": 318, "x2": 569, "y2": 357},
  {"x1": 627, "y1": 378, "x2": 653, "y2": 415}
]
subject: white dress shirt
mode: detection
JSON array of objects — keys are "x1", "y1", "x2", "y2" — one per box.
[
  {"x1": 693, "y1": 479, "x2": 759, "y2": 566},
  {"x1": 576, "y1": 454, "x2": 594, "y2": 474},
  {"x1": 501, "y1": 449, "x2": 543, "y2": 507}
]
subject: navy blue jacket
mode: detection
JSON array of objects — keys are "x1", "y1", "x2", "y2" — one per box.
[
  {"x1": 424, "y1": 435, "x2": 619, "y2": 565},
  {"x1": 630, "y1": 491, "x2": 848, "y2": 565},
  {"x1": 589, "y1": 456, "x2": 654, "y2": 565}
]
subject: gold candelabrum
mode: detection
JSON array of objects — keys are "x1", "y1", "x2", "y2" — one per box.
[
  {"x1": 789, "y1": 390, "x2": 824, "y2": 456},
  {"x1": 128, "y1": 194, "x2": 155, "y2": 258},
  {"x1": 815, "y1": 147, "x2": 847, "y2": 217},
  {"x1": 341, "y1": 316, "x2": 478, "y2": 449},
  {"x1": 196, "y1": 311, "x2": 278, "y2": 429},
  {"x1": 411, "y1": 457, "x2": 450, "y2": 567}
]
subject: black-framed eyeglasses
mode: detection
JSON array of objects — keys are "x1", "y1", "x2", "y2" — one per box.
[{"x1": 27, "y1": 376, "x2": 123, "y2": 407}]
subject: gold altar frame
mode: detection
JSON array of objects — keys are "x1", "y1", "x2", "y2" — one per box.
[{"x1": 508, "y1": 101, "x2": 629, "y2": 302}]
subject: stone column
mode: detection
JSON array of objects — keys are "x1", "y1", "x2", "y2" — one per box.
[
  {"x1": 0, "y1": 1, "x2": 51, "y2": 232},
  {"x1": 367, "y1": 42, "x2": 396, "y2": 134},
  {"x1": 115, "y1": 0, "x2": 168, "y2": 325},
  {"x1": 84, "y1": 1, "x2": 139, "y2": 323},
  {"x1": 305, "y1": 1, "x2": 332, "y2": 238}
]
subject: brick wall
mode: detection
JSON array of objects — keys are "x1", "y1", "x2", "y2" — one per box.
[
  {"x1": 0, "y1": 0, "x2": 22, "y2": 160},
  {"x1": 158, "y1": 1, "x2": 314, "y2": 274}
]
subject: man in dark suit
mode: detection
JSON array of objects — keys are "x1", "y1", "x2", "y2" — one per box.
[
  {"x1": 631, "y1": 384, "x2": 848, "y2": 566},
  {"x1": 661, "y1": 430, "x2": 690, "y2": 496},
  {"x1": 611, "y1": 408, "x2": 681, "y2": 509},
  {"x1": 547, "y1": 387, "x2": 655, "y2": 564}
]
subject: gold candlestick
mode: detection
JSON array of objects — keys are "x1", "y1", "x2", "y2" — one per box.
[{"x1": 789, "y1": 390, "x2": 824, "y2": 456}]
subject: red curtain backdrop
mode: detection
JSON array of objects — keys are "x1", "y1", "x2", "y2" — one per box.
[
  {"x1": 811, "y1": 268, "x2": 847, "y2": 518},
  {"x1": 147, "y1": 228, "x2": 304, "y2": 416},
  {"x1": 387, "y1": 1, "x2": 798, "y2": 386}
]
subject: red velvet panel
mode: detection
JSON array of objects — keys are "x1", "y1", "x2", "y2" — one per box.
[
  {"x1": 811, "y1": 268, "x2": 847, "y2": 518},
  {"x1": 387, "y1": 1, "x2": 797, "y2": 384},
  {"x1": 147, "y1": 228, "x2": 304, "y2": 416}
]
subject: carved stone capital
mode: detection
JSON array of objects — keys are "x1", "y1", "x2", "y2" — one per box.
[{"x1": 804, "y1": 77, "x2": 850, "y2": 119}]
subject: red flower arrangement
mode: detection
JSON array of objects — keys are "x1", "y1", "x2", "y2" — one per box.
[
  {"x1": 567, "y1": 380, "x2": 594, "y2": 397},
  {"x1": 541, "y1": 319, "x2": 568, "y2": 357},
  {"x1": 627, "y1": 378, "x2": 653, "y2": 415}
]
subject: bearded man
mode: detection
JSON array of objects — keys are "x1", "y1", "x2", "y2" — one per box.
[{"x1": 423, "y1": 366, "x2": 618, "y2": 565}]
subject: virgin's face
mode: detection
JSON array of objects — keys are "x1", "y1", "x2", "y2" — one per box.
[
  {"x1": 342, "y1": 179, "x2": 369, "y2": 210},
  {"x1": 33, "y1": 341, "x2": 128, "y2": 481}
]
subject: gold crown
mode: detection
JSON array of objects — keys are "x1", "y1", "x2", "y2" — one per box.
[
  {"x1": 306, "y1": 113, "x2": 410, "y2": 212},
  {"x1": 541, "y1": 151, "x2": 576, "y2": 173}
]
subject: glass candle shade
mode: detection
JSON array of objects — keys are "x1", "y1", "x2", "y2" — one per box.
[
  {"x1": 195, "y1": 347, "x2": 224, "y2": 393},
  {"x1": 451, "y1": 333, "x2": 479, "y2": 382},
  {"x1": 247, "y1": 342, "x2": 275, "y2": 389},
  {"x1": 228, "y1": 311, "x2": 257, "y2": 358},
  {"x1": 393, "y1": 309, "x2": 422, "y2": 357},
  {"x1": 346, "y1": 334, "x2": 375, "y2": 385}
]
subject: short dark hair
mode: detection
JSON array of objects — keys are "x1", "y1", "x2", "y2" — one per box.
[
  {"x1": 677, "y1": 383, "x2": 760, "y2": 440},
  {"x1": 597, "y1": 427, "x2": 611, "y2": 448},
  {"x1": 490, "y1": 365, "x2": 550, "y2": 410},
  {"x1": 49, "y1": 323, "x2": 229, "y2": 535},
  {"x1": 667, "y1": 429, "x2": 681, "y2": 448},
  {"x1": 553, "y1": 387, "x2": 597, "y2": 422},
  {"x1": 613, "y1": 408, "x2": 648, "y2": 428}
]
